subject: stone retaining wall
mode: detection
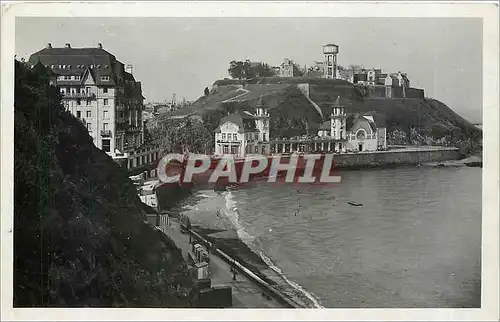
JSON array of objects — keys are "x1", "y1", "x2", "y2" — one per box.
[{"x1": 333, "y1": 148, "x2": 462, "y2": 168}]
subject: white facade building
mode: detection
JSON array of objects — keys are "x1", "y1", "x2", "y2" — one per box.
[
  {"x1": 344, "y1": 115, "x2": 387, "y2": 152},
  {"x1": 214, "y1": 96, "x2": 270, "y2": 157},
  {"x1": 317, "y1": 96, "x2": 387, "y2": 152},
  {"x1": 28, "y1": 43, "x2": 145, "y2": 161},
  {"x1": 279, "y1": 58, "x2": 294, "y2": 77}
]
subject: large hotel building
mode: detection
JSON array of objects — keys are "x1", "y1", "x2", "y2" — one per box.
[{"x1": 28, "y1": 43, "x2": 151, "y2": 165}]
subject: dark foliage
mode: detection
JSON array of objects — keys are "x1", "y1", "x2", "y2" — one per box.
[
  {"x1": 348, "y1": 98, "x2": 482, "y2": 144},
  {"x1": 228, "y1": 60, "x2": 276, "y2": 79},
  {"x1": 269, "y1": 87, "x2": 323, "y2": 137},
  {"x1": 149, "y1": 119, "x2": 214, "y2": 155},
  {"x1": 14, "y1": 60, "x2": 193, "y2": 307}
]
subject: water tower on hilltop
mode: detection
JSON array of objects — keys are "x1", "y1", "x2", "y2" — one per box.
[{"x1": 323, "y1": 44, "x2": 339, "y2": 79}]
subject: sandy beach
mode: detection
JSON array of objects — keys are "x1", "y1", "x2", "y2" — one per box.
[{"x1": 175, "y1": 186, "x2": 322, "y2": 308}]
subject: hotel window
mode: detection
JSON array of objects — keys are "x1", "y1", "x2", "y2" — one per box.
[
  {"x1": 223, "y1": 145, "x2": 229, "y2": 154},
  {"x1": 254, "y1": 146, "x2": 258, "y2": 153},
  {"x1": 76, "y1": 111, "x2": 81, "y2": 118},
  {"x1": 76, "y1": 99, "x2": 81, "y2": 106},
  {"x1": 75, "y1": 75, "x2": 81, "y2": 80},
  {"x1": 86, "y1": 110, "x2": 91, "y2": 118},
  {"x1": 101, "y1": 139, "x2": 111, "y2": 152},
  {"x1": 103, "y1": 123, "x2": 108, "y2": 131},
  {"x1": 86, "y1": 99, "x2": 91, "y2": 106},
  {"x1": 86, "y1": 87, "x2": 91, "y2": 93},
  {"x1": 103, "y1": 99, "x2": 109, "y2": 106},
  {"x1": 233, "y1": 134, "x2": 237, "y2": 141},
  {"x1": 103, "y1": 87, "x2": 108, "y2": 93},
  {"x1": 222, "y1": 133, "x2": 226, "y2": 140},
  {"x1": 101, "y1": 76, "x2": 110, "y2": 81},
  {"x1": 103, "y1": 110, "x2": 109, "y2": 119},
  {"x1": 86, "y1": 123, "x2": 92, "y2": 131}
]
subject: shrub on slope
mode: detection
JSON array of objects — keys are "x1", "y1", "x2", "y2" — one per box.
[{"x1": 14, "y1": 61, "x2": 193, "y2": 307}]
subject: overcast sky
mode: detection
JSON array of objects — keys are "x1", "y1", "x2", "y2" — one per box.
[{"x1": 16, "y1": 17, "x2": 482, "y2": 123}]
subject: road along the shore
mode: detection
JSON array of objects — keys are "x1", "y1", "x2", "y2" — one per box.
[{"x1": 161, "y1": 218, "x2": 290, "y2": 308}]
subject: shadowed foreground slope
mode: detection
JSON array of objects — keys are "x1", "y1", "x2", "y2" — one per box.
[{"x1": 14, "y1": 61, "x2": 193, "y2": 307}]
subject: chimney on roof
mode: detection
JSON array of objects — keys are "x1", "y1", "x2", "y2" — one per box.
[
  {"x1": 65, "y1": 43, "x2": 71, "y2": 48},
  {"x1": 46, "y1": 43, "x2": 52, "y2": 49},
  {"x1": 98, "y1": 43, "x2": 103, "y2": 49}
]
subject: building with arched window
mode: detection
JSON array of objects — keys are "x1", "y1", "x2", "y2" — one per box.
[{"x1": 317, "y1": 96, "x2": 387, "y2": 152}]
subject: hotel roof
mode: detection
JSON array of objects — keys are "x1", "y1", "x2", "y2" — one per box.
[
  {"x1": 28, "y1": 44, "x2": 143, "y2": 98},
  {"x1": 214, "y1": 110, "x2": 257, "y2": 133}
]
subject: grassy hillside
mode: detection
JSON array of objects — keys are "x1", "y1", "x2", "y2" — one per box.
[
  {"x1": 346, "y1": 98, "x2": 482, "y2": 141},
  {"x1": 14, "y1": 61, "x2": 193, "y2": 307},
  {"x1": 180, "y1": 78, "x2": 480, "y2": 147}
]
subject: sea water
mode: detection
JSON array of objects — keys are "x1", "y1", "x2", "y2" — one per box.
[{"x1": 184, "y1": 166, "x2": 482, "y2": 308}]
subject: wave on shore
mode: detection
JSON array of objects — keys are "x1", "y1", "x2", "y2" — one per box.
[{"x1": 223, "y1": 191, "x2": 324, "y2": 308}]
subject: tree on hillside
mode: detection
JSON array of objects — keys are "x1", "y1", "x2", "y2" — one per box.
[
  {"x1": 348, "y1": 65, "x2": 363, "y2": 73},
  {"x1": 354, "y1": 84, "x2": 369, "y2": 98},
  {"x1": 269, "y1": 87, "x2": 321, "y2": 138},
  {"x1": 150, "y1": 119, "x2": 214, "y2": 155},
  {"x1": 204, "y1": 87, "x2": 209, "y2": 96},
  {"x1": 253, "y1": 63, "x2": 276, "y2": 77},
  {"x1": 228, "y1": 60, "x2": 276, "y2": 79},
  {"x1": 228, "y1": 60, "x2": 253, "y2": 79},
  {"x1": 292, "y1": 64, "x2": 304, "y2": 77}
]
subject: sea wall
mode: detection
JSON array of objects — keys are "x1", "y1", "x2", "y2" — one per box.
[{"x1": 332, "y1": 148, "x2": 461, "y2": 169}]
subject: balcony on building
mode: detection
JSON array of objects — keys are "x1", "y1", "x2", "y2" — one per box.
[
  {"x1": 61, "y1": 92, "x2": 96, "y2": 100},
  {"x1": 101, "y1": 129, "x2": 112, "y2": 137}
]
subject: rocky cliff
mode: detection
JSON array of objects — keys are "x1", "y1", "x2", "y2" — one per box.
[{"x1": 14, "y1": 61, "x2": 193, "y2": 307}]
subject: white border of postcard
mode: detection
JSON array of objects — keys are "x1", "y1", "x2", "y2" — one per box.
[{"x1": 1, "y1": 1, "x2": 498, "y2": 321}]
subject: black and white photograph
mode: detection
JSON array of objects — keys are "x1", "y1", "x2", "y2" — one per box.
[{"x1": 1, "y1": 2, "x2": 498, "y2": 321}]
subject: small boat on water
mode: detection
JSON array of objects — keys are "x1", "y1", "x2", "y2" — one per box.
[{"x1": 348, "y1": 201, "x2": 363, "y2": 207}]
